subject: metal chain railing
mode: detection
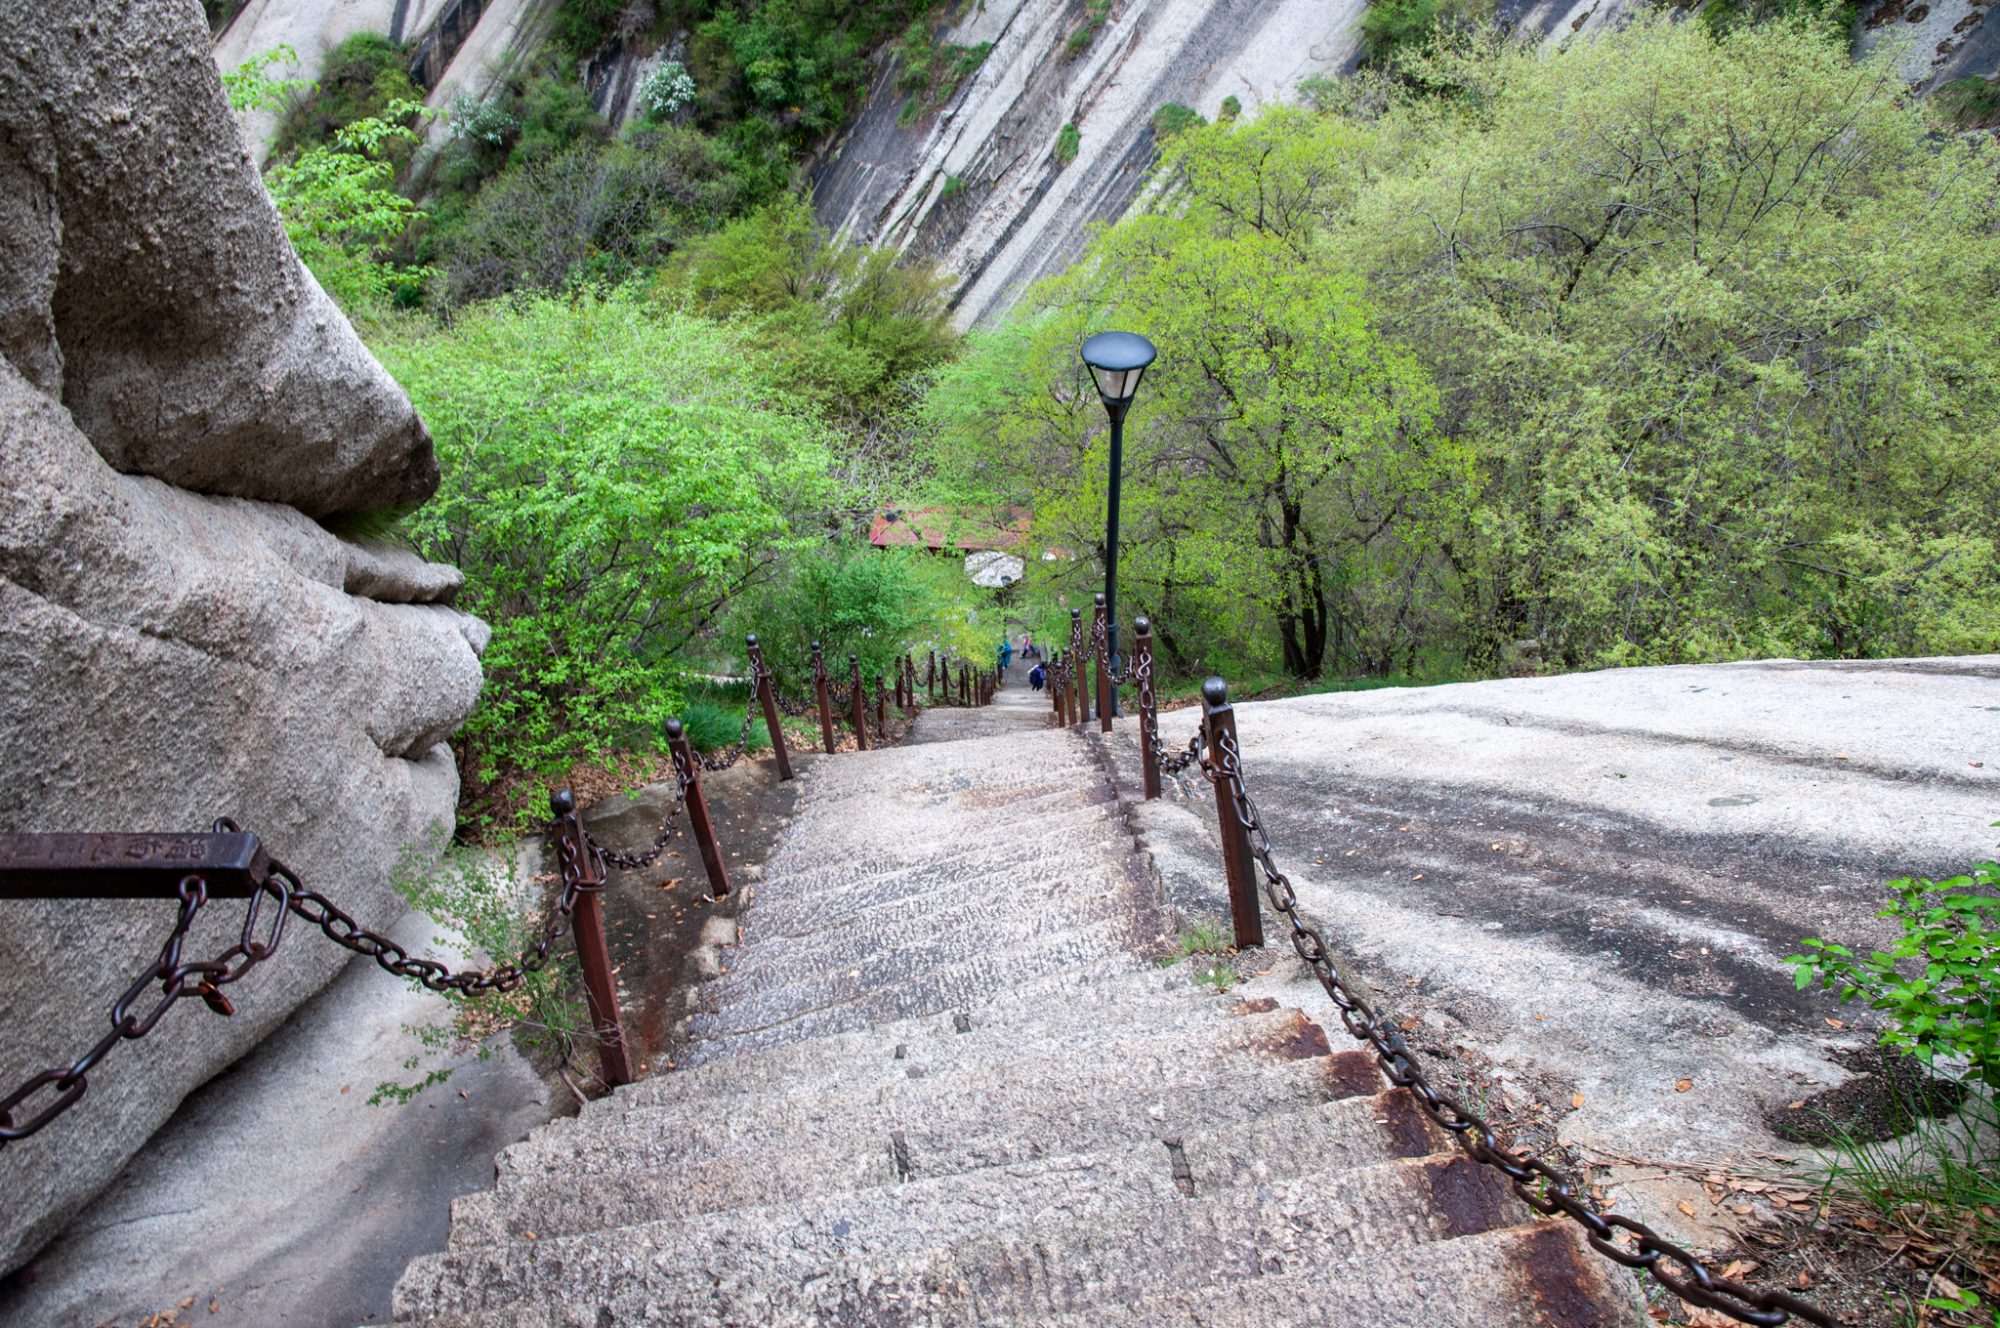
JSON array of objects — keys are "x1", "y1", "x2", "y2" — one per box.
[
  {"x1": 1, "y1": 813, "x2": 610, "y2": 1148},
  {"x1": 1183, "y1": 721, "x2": 1832, "y2": 1328}
]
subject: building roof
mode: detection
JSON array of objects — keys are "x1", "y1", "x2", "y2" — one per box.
[{"x1": 868, "y1": 506, "x2": 1031, "y2": 553}]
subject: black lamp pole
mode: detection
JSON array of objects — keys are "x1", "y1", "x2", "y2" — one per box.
[{"x1": 1079, "y1": 331, "x2": 1157, "y2": 704}]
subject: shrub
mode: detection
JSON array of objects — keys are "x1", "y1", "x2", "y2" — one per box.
[
  {"x1": 272, "y1": 32, "x2": 419, "y2": 161},
  {"x1": 1152, "y1": 102, "x2": 1206, "y2": 139},
  {"x1": 372, "y1": 292, "x2": 835, "y2": 798},
  {"x1": 1789, "y1": 855, "x2": 2000, "y2": 1089},
  {"x1": 1054, "y1": 121, "x2": 1080, "y2": 164},
  {"x1": 641, "y1": 60, "x2": 698, "y2": 119}
]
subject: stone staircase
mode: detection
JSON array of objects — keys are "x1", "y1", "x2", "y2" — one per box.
[{"x1": 391, "y1": 691, "x2": 1641, "y2": 1327}]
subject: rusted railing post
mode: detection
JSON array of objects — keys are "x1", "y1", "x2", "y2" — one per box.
[
  {"x1": 1201, "y1": 677, "x2": 1264, "y2": 950},
  {"x1": 927, "y1": 650, "x2": 936, "y2": 702},
  {"x1": 1094, "y1": 593, "x2": 1113, "y2": 733},
  {"x1": 665, "y1": 721, "x2": 732, "y2": 900},
  {"x1": 894, "y1": 657, "x2": 906, "y2": 712},
  {"x1": 1068, "y1": 608, "x2": 1087, "y2": 727},
  {"x1": 959, "y1": 663, "x2": 969, "y2": 706},
  {"x1": 1134, "y1": 618, "x2": 1160, "y2": 800},
  {"x1": 813, "y1": 641, "x2": 837, "y2": 754},
  {"x1": 904, "y1": 653, "x2": 917, "y2": 716},
  {"x1": 550, "y1": 790, "x2": 633, "y2": 1087},
  {"x1": 1050, "y1": 650, "x2": 1064, "y2": 719},
  {"x1": 876, "y1": 673, "x2": 887, "y2": 736},
  {"x1": 848, "y1": 654, "x2": 870, "y2": 751},
  {"x1": 746, "y1": 634, "x2": 793, "y2": 781}
]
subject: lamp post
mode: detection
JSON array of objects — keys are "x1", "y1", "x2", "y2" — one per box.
[{"x1": 1080, "y1": 330, "x2": 1156, "y2": 701}]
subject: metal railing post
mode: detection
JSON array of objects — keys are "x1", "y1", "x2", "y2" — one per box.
[
  {"x1": 1094, "y1": 593, "x2": 1112, "y2": 733},
  {"x1": 1068, "y1": 608, "x2": 1087, "y2": 727},
  {"x1": 665, "y1": 722, "x2": 732, "y2": 900},
  {"x1": 746, "y1": 634, "x2": 792, "y2": 781},
  {"x1": 813, "y1": 641, "x2": 836, "y2": 755},
  {"x1": 1201, "y1": 678, "x2": 1264, "y2": 950},
  {"x1": 1135, "y1": 618, "x2": 1160, "y2": 800},
  {"x1": 550, "y1": 791, "x2": 633, "y2": 1087},
  {"x1": 876, "y1": 673, "x2": 887, "y2": 737},
  {"x1": 1050, "y1": 650, "x2": 1063, "y2": 719},
  {"x1": 927, "y1": 650, "x2": 936, "y2": 702},
  {"x1": 848, "y1": 654, "x2": 870, "y2": 751}
]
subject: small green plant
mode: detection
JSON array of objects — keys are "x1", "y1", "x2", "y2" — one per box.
[
  {"x1": 934, "y1": 42, "x2": 994, "y2": 103},
  {"x1": 1218, "y1": 94, "x2": 1241, "y2": 120},
  {"x1": 1152, "y1": 102, "x2": 1206, "y2": 139},
  {"x1": 896, "y1": 94, "x2": 924, "y2": 129},
  {"x1": 1193, "y1": 961, "x2": 1236, "y2": 993},
  {"x1": 1065, "y1": 0, "x2": 1111, "y2": 59},
  {"x1": 1935, "y1": 77, "x2": 2000, "y2": 131},
  {"x1": 939, "y1": 173, "x2": 967, "y2": 200},
  {"x1": 1160, "y1": 920, "x2": 1234, "y2": 966},
  {"x1": 1787, "y1": 852, "x2": 2000, "y2": 1089},
  {"x1": 369, "y1": 827, "x2": 595, "y2": 1104},
  {"x1": 897, "y1": 19, "x2": 937, "y2": 95},
  {"x1": 223, "y1": 45, "x2": 312, "y2": 112},
  {"x1": 1054, "y1": 121, "x2": 1081, "y2": 164}
]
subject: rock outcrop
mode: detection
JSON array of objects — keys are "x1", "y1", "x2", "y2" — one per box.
[{"x1": 0, "y1": 0, "x2": 485, "y2": 1276}]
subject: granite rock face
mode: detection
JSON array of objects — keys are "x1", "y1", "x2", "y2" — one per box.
[
  {"x1": 1, "y1": 0, "x2": 438, "y2": 519},
  {"x1": 0, "y1": 0, "x2": 486, "y2": 1277}
]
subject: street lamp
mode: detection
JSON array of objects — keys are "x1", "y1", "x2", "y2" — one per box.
[{"x1": 1080, "y1": 329, "x2": 1156, "y2": 705}]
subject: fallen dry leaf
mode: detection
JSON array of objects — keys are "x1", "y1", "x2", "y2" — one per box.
[
  {"x1": 1572, "y1": 1092, "x2": 1586, "y2": 1109},
  {"x1": 1719, "y1": 1259, "x2": 1760, "y2": 1281},
  {"x1": 1679, "y1": 1200, "x2": 1700, "y2": 1218},
  {"x1": 1676, "y1": 1079, "x2": 1694, "y2": 1092},
  {"x1": 1826, "y1": 1018, "x2": 1846, "y2": 1029},
  {"x1": 1787, "y1": 1100, "x2": 1805, "y2": 1109}
]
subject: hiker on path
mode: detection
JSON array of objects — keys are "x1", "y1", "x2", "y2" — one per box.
[
  {"x1": 1021, "y1": 630, "x2": 1036, "y2": 660},
  {"x1": 997, "y1": 637, "x2": 1013, "y2": 676},
  {"x1": 1028, "y1": 662, "x2": 1045, "y2": 691}
]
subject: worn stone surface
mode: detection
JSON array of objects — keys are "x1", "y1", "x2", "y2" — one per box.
[
  {"x1": 392, "y1": 706, "x2": 1641, "y2": 1326},
  {"x1": 0, "y1": 347, "x2": 487, "y2": 1273},
  {"x1": 0, "y1": 891, "x2": 553, "y2": 1328},
  {"x1": 0, "y1": 0, "x2": 488, "y2": 1275},
  {"x1": 1, "y1": 0, "x2": 437, "y2": 518},
  {"x1": 1102, "y1": 655, "x2": 2000, "y2": 1249}
]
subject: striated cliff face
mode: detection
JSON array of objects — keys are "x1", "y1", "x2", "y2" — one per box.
[{"x1": 812, "y1": 0, "x2": 1371, "y2": 326}]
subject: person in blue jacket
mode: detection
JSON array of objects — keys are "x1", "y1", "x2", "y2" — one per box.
[
  {"x1": 997, "y1": 636, "x2": 1013, "y2": 676},
  {"x1": 1028, "y1": 662, "x2": 1045, "y2": 691}
]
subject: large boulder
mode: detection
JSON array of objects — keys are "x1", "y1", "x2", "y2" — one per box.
[
  {"x1": 0, "y1": 0, "x2": 439, "y2": 519},
  {"x1": 0, "y1": 0, "x2": 487, "y2": 1276}
]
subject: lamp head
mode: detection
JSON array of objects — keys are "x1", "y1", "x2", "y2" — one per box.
[{"x1": 1080, "y1": 330, "x2": 1156, "y2": 409}]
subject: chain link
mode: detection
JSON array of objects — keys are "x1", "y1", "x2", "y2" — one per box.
[{"x1": 1191, "y1": 728, "x2": 1831, "y2": 1328}]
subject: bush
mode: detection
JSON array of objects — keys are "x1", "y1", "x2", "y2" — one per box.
[
  {"x1": 1153, "y1": 103, "x2": 1206, "y2": 139},
  {"x1": 1789, "y1": 856, "x2": 2000, "y2": 1090},
  {"x1": 641, "y1": 60, "x2": 697, "y2": 120},
  {"x1": 731, "y1": 541, "x2": 940, "y2": 686},
  {"x1": 438, "y1": 127, "x2": 740, "y2": 303},
  {"x1": 371, "y1": 292, "x2": 835, "y2": 797},
  {"x1": 272, "y1": 33, "x2": 419, "y2": 161},
  {"x1": 1054, "y1": 122, "x2": 1080, "y2": 164}
]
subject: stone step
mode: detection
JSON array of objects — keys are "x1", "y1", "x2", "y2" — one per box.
[
  {"x1": 744, "y1": 809, "x2": 1131, "y2": 936},
  {"x1": 609, "y1": 967, "x2": 1282, "y2": 1117},
  {"x1": 682, "y1": 887, "x2": 1173, "y2": 1053},
  {"x1": 447, "y1": 1017, "x2": 1378, "y2": 1247},
  {"x1": 400, "y1": 1107, "x2": 1499, "y2": 1326},
  {"x1": 709, "y1": 866, "x2": 1157, "y2": 1006}
]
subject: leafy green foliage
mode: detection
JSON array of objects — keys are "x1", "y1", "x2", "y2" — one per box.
[
  {"x1": 1357, "y1": 0, "x2": 1491, "y2": 69},
  {"x1": 371, "y1": 827, "x2": 591, "y2": 1104},
  {"x1": 372, "y1": 292, "x2": 835, "y2": 798},
  {"x1": 727, "y1": 541, "x2": 945, "y2": 685},
  {"x1": 1348, "y1": 18, "x2": 2000, "y2": 667},
  {"x1": 1066, "y1": 0, "x2": 1111, "y2": 60},
  {"x1": 265, "y1": 101, "x2": 435, "y2": 310},
  {"x1": 694, "y1": 0, "x2": 942, "y2": 147},
  {"x1": 1152, "y1": 103, "x2": 1206, "y2": 139},
  {"x1": 436, "y1": 126, "x2": 740, "y2": 304},
  {"x1": 224, "y1": 45, "x2": 311, "y2": 112},
  {"x1": 1054, "y1": 121, "x2": 1080, "y2": 164},
  {"x1": 662, "y1": 193, "x2": 957, "y2": 417},
  {"x1": 1789, "y1": 857, "x2": 2000, "y2": 1089},
  {"x1": 1935, "y1": 76, "x2": 2000, "y2": 130},
  {"x1": 272, "y1": 33, "x2": 420, "y2": 162},
  {"x1": 675, "y1": 697, "x2": 765, "y2": 752}
]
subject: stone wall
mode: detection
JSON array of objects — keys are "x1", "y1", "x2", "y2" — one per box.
[{"x1": 0, "y1": 0, "x2": 486, "y2": 1274}]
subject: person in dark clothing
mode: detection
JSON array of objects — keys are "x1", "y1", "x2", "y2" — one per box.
[{"x1": 1028, "y1": 662, "x2": 1045, "y2": 691}]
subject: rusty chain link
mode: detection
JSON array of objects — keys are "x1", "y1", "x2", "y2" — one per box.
[
  {"x1": 0, "y1": 809, "x2": 630, "y2": 1148},
  {"x1": 1184, "y1": 724, "x2": 1831, "y2": 1328}
]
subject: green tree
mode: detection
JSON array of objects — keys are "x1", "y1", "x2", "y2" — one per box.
[
  {"x1": 371, "y1": 292, "x2": 836, "y2": 804},
  {"x1": 1349, "y1": 17, "x2": 2000, "y2": 666}
]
